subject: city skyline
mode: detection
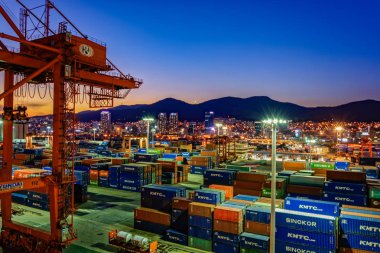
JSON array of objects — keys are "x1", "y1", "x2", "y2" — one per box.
[{"x1": 1, "y1": 0, "x2": 380, "y2": 116}]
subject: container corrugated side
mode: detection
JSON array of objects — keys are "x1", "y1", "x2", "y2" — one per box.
[
  {"x1": 164, "y1": 229, "x2": 188, "y2": 246},
  {"x1": 213, "y1": 231, "x2": 240, "y2": 245},
  {"x1": 134, "y1": 219, "x2": 168, "y2": 235},
  {"x1": 340, "y1": 214, "x2": 380, "y2": 237},
  {"x1": 275, "y1": 240, "x2": 335, "y2": 253},
  {"x1": 239, "y1": 232, "x2": 269, "y2": 252},
  {"x1": 188, "y1": 226, "x2": 212, "y2": 240},
  {"x1": 323, "y1": 192, "x2": 367, "y2": 206},
  {"x1": 213, "y1": 241, "x2": 239, "y2": 253},
  {"x1": 246, "y1": 205, "x2": 271, "y2": 224},
  {"x1": 276, "y1": 226, "x2": 336, "y2": 250},
  {"x1": 284, "y1": 197, "x2": 340, "y2": 217},
  {"x1": 188, "y1": 236, "x2": 212, "y2": 251},
  {"x1": 188, "y1": 215, "x2": 212, "y2": 229},
  {"x1": 323, "y1": 181, "x2": 367, "y2": 194},
  {"x1": 276, "y1": 208, "x2": 337, "y2": 234},
  {"x1": 340, "y1": 234, "x2": 380, "y2": 252}
]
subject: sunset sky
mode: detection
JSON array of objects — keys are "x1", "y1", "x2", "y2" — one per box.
[{"x1": 1, "y1": 0, "x2": 380, "y2": 116}]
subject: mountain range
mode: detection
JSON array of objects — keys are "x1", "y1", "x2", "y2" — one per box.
[{"x1": 74, "y1": 96, "x2": 380, "y2": 122}]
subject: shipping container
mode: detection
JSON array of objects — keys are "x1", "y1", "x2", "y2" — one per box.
[
  {"x1": 246, "y1": 205, "x2": 271, "y2": 224},
  {"x1": 214, "y1": 206, "x2": 243, "y2": 223},
  {"x1": 340, "y1": 234, "x2": 380, "y2": 252},
  {"x1": 284, "y1": 197, "x2": 340, "y2": 217},
  {"x1": 275, "y1": 208, "x2": 337, "y2": 234},
  {"x1": 239, "y1": 232, "x2": 269, "y2": 252},
  {"x1": 340, "y1": 213, "x2": 380, "y2": 237},
  {"x1": 188, "y1": 226, "x2": 212, "y2": 240},
  {"x1": 276, "y1": 226, "x2": 336, "y2": 250},
  {"x1": 189, "y1": 215, "x2": 213, "y2": 229},
  {"x1": 213, "y1": 241, "x2": 239, "y2": 253},
  {"x1": 172, "y1": 209, "x2": 188, "y2": 233},
  {"x1": 209, "y1": 184, "x2": 234, "y2": 200},
  {"x1": 245, "y1": 221, "x2": 270, "y2": 236},
  {"x1": 275, "y1": 240, "x2": 335, "y2": 253},
  {"x1": 188, "y1": 236, "x2": 213, "y2": 251},
  {"x1": 324, "y1": 181, "x2": 367, "y2": 194},
  {"x1": 326, "y1": 171, "x2": 366, "y2": 183},
  {"x1": 188, "y1": 202, "x2": 215, "y2": 218},
  {"x1": 323, "y1": 192, "x2": 367, "y2": 206},
  {"x1": 134, "y1": 207, "x2": 171, "y2": 226},
  {"x1": 214, "y1": 219, "x2": 243, "y2": 235},
  {"x1": 134, "y1": 219, "x2": 169, "y2": 235},
  {"x1": 164, "y1": 229, "x2": 188, "y2": 246},
  {"x1": 213, "y1": 231, "x2": 240, "y2": 245}
]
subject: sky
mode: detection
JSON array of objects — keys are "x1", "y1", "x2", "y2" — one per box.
[{"x1": 1, "y1": 0, "x2": 380, "y2": 116}]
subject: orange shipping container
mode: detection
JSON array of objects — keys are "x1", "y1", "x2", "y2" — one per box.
[
  {"x1": 188, "y1": 202, "x2": 215, "y2": 218},
  {"x1": 214, "y1": 206, "x2": 243, "y2": 223},
  {"x1": 134, "y1": 207, "x2": 171, "y2": 226},
  {"x1": 99, "y1": 170, "x2": 109, "y2": 177},
  {"x1": 214, "y1": 219, "x2": 243, "y2": 235},
  {"x1": 90, "y1": 169, "x2": 99, "y2": 181},
  {"x1": 245, "y1": 220, "x2": 270, "y2": 235},
  {"x1": 283, "y1": 161, "x2": 306, "y2": 171},
  {"x1": 209, "y1": 185, "x2": 233, "y2": 200}
]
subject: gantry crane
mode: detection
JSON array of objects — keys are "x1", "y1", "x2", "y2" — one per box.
[{"x1": 0, "y1": 1, "x2": 142, "y2": 252}]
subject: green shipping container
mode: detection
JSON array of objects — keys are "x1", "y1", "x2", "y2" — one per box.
[
  {"x1": 227, "y1": 165, "x2": 250, "y2": 172},
  {"x1": 262, "y1": 188, "x2": 285, "y2": 198},
  {"x1": 369, "y1": 187, "x2": 380, "y2": 199},
  {"x1": 310, "y1": 162, "x2": 335, "y2": 170},
  {"x1": 289, "y1": 174, "x2": 325, "y2": 187},
  {"x1": 147, "y1": 149, "x2": 162, "y2": 155},
  {"x1": 299, "y1": 170, "x2": 315, "y2": 175},
  {"x1": 188, "y1": 236, "x2": 212, "y2": 251}
]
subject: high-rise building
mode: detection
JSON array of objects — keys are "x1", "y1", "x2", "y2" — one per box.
[
  {"x1": 100, "y1": 111, "x2": 111, "y2": 133},
  {"x1": 188, "y1": 122, "x2": 197, "y2": 135},
  {"x1": 168, "y1": 113, "x2": 179, "y2": 134},
  {"x1": 205, "y1": 111, "x2": 214, "y2": 132},
  {"x1": 157, "y1": 113, "x2": 168, "y2": 134}
]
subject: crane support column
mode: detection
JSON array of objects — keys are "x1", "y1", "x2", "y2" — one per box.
[{"x1": 0, "y1": 70, "x2": 14, "y2": 225}]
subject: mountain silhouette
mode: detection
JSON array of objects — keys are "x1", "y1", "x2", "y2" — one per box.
[{"x1": 75, "y1": 97, "x2": 380, "y2": 122}]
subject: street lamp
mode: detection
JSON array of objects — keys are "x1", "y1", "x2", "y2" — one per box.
[
  {"x1": 47, "y1": 126, "x2": 51, "y2": 135},
  {"x1": 151, "y1": 128, "x2": 156, "y2": 148},
  {"x1": 335, "y1": 126, "x2": 343, "y2": 143},
  {"x1": 263, "y1": 118, "x2": 287, "y2": 253},
  {"x1": 143, "y1": 117, "x2": 154, "y2": 151},
  {"x1": 92, "y1": 128, "x2": 96, "y2": 141}
]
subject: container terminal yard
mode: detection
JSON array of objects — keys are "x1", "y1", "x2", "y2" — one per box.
[{"x1": 1, "y1": 1, "x2": 380, "y2": 253}]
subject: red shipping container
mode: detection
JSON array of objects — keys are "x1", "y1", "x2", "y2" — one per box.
[
  {"x1": 214, "y1": 206, "x2": 243, "y2": 223},
  {"x1": 209, "y1": 185, "x2": 233, "y2": 200}
]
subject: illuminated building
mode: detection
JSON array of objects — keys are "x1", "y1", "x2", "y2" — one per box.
[
  {"x1": 158, "y1": 113, "x2": 168, "y2": 134},
  {"x1": 169, "y1": 113, "x2": 179, "y2": 134},
  {"x1": 100, "y1": 111, "x2": 111, "y2": 133}
]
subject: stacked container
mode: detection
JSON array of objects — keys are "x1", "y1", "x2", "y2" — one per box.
[
  {"x1": 245, "y1": 204, "x2": 271, "y2": 236},
  {"x1": 194, "y1": 189, "x2": 225, "y2": 205},
  {"x1": 134, "y1": 207, "x2": 171, "y2": 235},
  {"x1": 275, "y1": 208, "x2": 337, "y2": 253},
  {"x1": 339, "y1": 206, "x2": 380, "y2": 252},
  {"x1": 286, "y1": 173, "x2": 325, "y2": 200},
  {"x1": 262, "y1": 177, "x2": 287, "y2": 199},
  {"x1": 188, "y1": 202, "x2": 215, "y2": 251},
  {"x1": 323, "y1": 171, "x2": 368, "y2": 206},
  {"x1": 189, "y1": 156, "x2": 213, "y2": 175},
  {"x1": 204, "y1": 170, "x2": 236, "y2": 187},
  {"x1": 233, "y1": 172, "x2": 268, "y2": 197},
  {"x1": 239, "y1": 232, "x2": 270, "y2": 253},
  {"x1": 367, "y1": 178, "x2": 380, "y2": 209},
  {"x1": 213, "y1": 206, "x2": 243, "y2": 253}
]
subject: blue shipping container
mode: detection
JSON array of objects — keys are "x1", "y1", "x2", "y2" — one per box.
[
  {"x1": 340, "y1": 214, "x2": 380, "y2": 237},
  {"x1": 239, "y1": 232, "x2": 269, "y2": 252},
  {"x1": 246, "y1": 205, "x2": 271, "y2": 224},
  {"x1": 194, "y1": 189, "x2": 221, "y2": 205},
  {"x1": 323, "y1": 192, "x2": 367, "y2": 206},
  {"x1": 189, "y1": 215, "x2": 213, "y2": 229},
  {"x1": 233, "y1": 195, "x2": 260, "y2": 202},
  {"x1": 134, "y1": 219, "x2": 168, "y2": 235},
  {"x1": 188, "y1": 225, "x2": 212, "y2": 240},
  {"x1": 284, "y1": 197, "x2": 340, "y2": 217},
  {"x1": 335, "y1": 162, "x2": 350, "y2": 171},
  {"x1": 213, "y1": 231, "x2": 240, "y2": 245},
  {"x1": 275, "y1": 240, "x2": 335, "y2": 253},
  {"x1": 213, "y1": 241, "x2": 239, "y2": 253},
  {"x1": 276, "y1": 226, "x2": 336, "y2": 250},
  {"x1": 323, "y1": 181, "x2": 367, "y2": 194},
  {"x1": 26, "y1": 191, "x2": 49, "y2": 202},
  {"x1": 276, "y1": 208, "x2": 337, "y2": 234},
  {"x1": 165, "y1": 229, "x2": 188, "y2": 246},
  {"x1": 340, "y1": 234, "x2": 380, "y2": 252}
]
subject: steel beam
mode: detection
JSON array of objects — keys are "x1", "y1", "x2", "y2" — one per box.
[{"x1": 0, "y1": 33, "x2": 61, "y2": 53}]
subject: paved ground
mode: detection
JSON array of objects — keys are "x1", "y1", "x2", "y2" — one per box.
[{"x1": 8, "y1": 174, "x2": 207, "y2": 253}]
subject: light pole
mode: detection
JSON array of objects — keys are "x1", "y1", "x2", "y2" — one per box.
[
  {"x1": 93, "y1": 128, "x2": 96, "y2": 141},
  {"x1": 263, "y1": 118, "x2": 287, "y2": 253},
  {"x1": 47, "y1": 126, "x2": 51, "y2": 135},
  {"x1": 151, "y1": 128, "x2": 156, "y2": 148},
  {"x1": 143, "y1": 117, "x2": 154, "y2": 152}
]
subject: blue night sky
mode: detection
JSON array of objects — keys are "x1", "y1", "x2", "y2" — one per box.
[{"x1": 1, "y1": 0, "x2": 380, "y2": 114}]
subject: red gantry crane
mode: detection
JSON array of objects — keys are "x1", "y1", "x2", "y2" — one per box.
[{"x1": 0, "y1": 1, "x2": 142, "y2": 252}]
